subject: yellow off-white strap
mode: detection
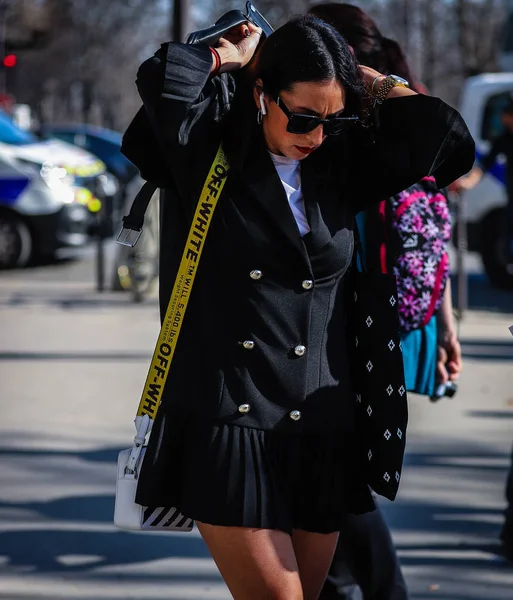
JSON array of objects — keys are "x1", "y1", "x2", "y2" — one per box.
[{"x1": 136, "y1": 144, "x2": 229, "y2": 420}]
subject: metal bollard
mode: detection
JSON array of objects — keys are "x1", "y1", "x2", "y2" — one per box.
[
  {"x1": 454, "y1": 190, "x2": 468, "y2": 331},
  {"x1": 94, "y1": 174, "x2": 120, "y2": 292},
  {"x1": 96, "y1": 214, "x2": 106, "y2": 292},
  {"x1": 93, "y1": 179, "x2": 109, "y2": 293}
]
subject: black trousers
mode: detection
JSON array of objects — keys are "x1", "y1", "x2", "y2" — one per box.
[
  {"x1": 506, "y1": 443, "x2": 513, "y2": 527},
  {"x1": 320, "y1": 505, "x2": 409, "y2": 600},
  {"x1": 507, "y1": 191, "x2": 513, "y2": 262}
]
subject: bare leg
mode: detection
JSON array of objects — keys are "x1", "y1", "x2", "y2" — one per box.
[
  {"x1": 196, "y1": 521, "x2": 303, "y2": 599},
  {"x1": 292, "y1": 529, "x2": 339, "y2": 600}
]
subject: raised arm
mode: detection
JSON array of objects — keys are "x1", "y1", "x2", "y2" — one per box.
[
  {"x1": 136, "y1": 42, "x2": 219, "y2": 152},
  {"x1": 347, "y1": 72, "x2": 475, "y2": 211},
  {"x1": 136, "y1": 24, "x2": 262, "y2": 153}
]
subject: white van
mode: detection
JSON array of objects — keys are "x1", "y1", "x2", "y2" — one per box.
[{"x1": 458, "y1": 72, "x2": 513, "y2": 288}]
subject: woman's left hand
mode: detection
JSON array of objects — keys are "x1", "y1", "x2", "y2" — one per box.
[{"x1": 436, "y1": 329, "x2": 462, "y2": 384}]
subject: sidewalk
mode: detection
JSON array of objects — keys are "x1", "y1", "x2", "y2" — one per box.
[
  {"x1": 394, "y1": 308, "x2": 513, "y2": 600},
  {"x1": 0, "y1": 276, "x2": 512, "y2": 599}
]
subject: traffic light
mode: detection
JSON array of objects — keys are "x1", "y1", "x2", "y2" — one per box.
[{"x1": 2, "y1": 54, "x2": 16, "y2": 68}]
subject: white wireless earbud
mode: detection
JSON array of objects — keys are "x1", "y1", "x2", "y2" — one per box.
[{"x1": 259, "y1": 92, "x2": 267, "y2": 116}]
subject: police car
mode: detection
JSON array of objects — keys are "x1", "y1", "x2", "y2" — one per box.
[{"x1": 0, "y1": 110, "x2": 108, "y2": 267}]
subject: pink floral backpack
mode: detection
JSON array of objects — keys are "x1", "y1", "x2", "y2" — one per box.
[{"x1": 377, "y1": 177, "x2": 451, "y2": 333}]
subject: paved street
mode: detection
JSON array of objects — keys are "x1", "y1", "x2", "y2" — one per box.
[{"x1": 0, "y1": 246, "x2": 513, "y2": 599}]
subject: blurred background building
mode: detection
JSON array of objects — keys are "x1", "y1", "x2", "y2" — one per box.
[
  {"x1": 0, "y1": 0, "x2": 511, "y2": 132},
  {"x1": 3, "y1": 0, "x2": 513, "y2": 288}
]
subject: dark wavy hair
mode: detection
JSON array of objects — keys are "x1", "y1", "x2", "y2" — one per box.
[
  {"x1": 224, "y1": 14, "x2": 365, "y2": 162},
  {"x1": 309, "y1": 3, "x2": 421, "y2": 91},
  {"x1": 254, "y1": 15, "x2": 364, "y2": 112}
]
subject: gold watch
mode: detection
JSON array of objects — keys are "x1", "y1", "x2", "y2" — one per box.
[{"x1": 374, "y1": 75, "x2": 409, "y2": 104}]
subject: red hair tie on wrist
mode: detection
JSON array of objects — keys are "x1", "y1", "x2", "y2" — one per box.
[{"x1": 210, "y1": 47, "x2": 221, "y2": 76}]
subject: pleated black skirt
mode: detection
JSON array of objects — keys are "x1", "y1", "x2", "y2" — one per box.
[{"x1": 136, "y1": 407, "x2": 375, "y2": 535}]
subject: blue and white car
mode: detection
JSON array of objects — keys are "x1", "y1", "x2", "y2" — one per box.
[
  {"x1": 0, "y1": 150, "x2": 91, "y2": 267},
  {"x1": 0, "y1": 111, "x2": 110, "y2": 268}
]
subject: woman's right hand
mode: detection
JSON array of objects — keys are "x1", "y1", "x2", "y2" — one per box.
[{"x1": 214, "y1": 23, "x2": 262, "y2": 73}]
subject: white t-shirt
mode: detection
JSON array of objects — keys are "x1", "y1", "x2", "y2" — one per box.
[{"x1": 269, "y1": 152, "x2": 311, "y2": 237}]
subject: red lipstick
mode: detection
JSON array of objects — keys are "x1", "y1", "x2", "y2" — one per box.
[{"x1": 294, "y1": 145, "x2": 316, "y2": 155}]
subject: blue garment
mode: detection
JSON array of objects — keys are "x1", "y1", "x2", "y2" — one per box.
[
  {"x1": 355, "y1": 212, "x2": 367, "y2": 271},
  {"x1": 356, "y1": 212, "x2": 437, "y2": 397},
  {"x1": 401, "y1": 316, "x2": 437, "y2": 397}
]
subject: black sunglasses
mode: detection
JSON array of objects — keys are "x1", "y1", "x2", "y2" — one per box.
[{"x1": 274, "y1": 96, "x2": 359, "y2": 135}]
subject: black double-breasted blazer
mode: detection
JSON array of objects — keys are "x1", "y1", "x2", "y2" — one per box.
[{"x1": 126, "y1": 42, "x2": 474, "y2": 437}]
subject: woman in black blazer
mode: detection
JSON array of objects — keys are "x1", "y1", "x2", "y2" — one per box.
[{"x1": 127, "y1": 14, "x2": 474, "y2": 599}]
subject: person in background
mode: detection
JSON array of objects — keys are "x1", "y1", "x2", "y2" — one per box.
[
  {"x1": 309, "y1": 4, "x2": 462, "y2": 599},
  {"x1": 457, "y1": 102, "x2": 513, "y2": 561},
  {"x1": 457, "y1": 100, "x2": 513, "y2": 273},
  {"x1": 503, "y1": 444, "x2": 513, "y2": 560}
]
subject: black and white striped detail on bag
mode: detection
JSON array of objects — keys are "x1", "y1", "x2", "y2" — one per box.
[{"x1": 141, "y1": 506, "x2": 194, "y2": 530}]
